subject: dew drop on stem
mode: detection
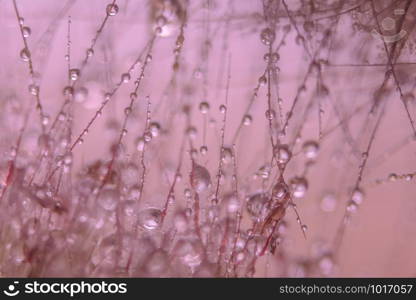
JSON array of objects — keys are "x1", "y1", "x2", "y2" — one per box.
[
  {"x1": 20, "y1": 48, "x2": 30, "y2": 62},
  {"x1": 106, "y1": 3, "x2": 119, "y2": 16},
  {"x1": 199, "y1": 102, "x2": 210, "y2": 114},
  {"x1": 22, "y1": 26, "x2": 31, "y2": 38},
  {"x1": 190, "y1": 163, "x2": 211, "y2": 193}
]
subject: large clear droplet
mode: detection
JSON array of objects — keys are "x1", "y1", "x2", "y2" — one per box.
[
  {"x1": 219, "y1": 105, "x2": 227, "y2": 114},
  {"x1": 138, "y1": 208, "x2": 162, "y2": 230},
  {"x1": 303, "y1": 140, "x2": 319, "y2": 160},
  {"x1": 199, "y1": 102, "x2": 210, "y2": 114},
  {"x1": 272, "y1": 182, "x2": 289, "y2": 202},
  {"x1": 290, "y1": 176, "x2": 308, "y2": 198},
  {"x1": 243, "y1": 114, "x2": 252, "y2": 126},
  {"x1": 191, "y1": 163, "x2": 211, "y2": 192},
  {"x1": 74, "y1": 87, "x2": 88, "y2": 103},
  {"x1": 246, "y1": 193, "x2": 268, "y2": 219}
]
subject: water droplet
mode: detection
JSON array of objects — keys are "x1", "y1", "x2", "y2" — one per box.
[
  {"x1": 149, "y1": 122, "x2": 161, "y2": 137},
  {"x1": 156, "y1": 15, "x2": 167, "y2": 27},
  {"x1": 86, "y1": 48, "x2": 94, "y2": 57},
  {"x1": 301, "y1": 224, "x2": 308, "y2": 232},
  {"x1": 200, "y1": 145, "x2": 208, "y2": 155},
  {"x1": 130, "y1": 92, "x2": 137, "y2": 100},
  {"x1": 264, "y1": 52, "x2": 279, "y2": 63},
  {"x1": 106, "y1": 3, "x2": 119, "y2": 16},
  {"x1": 219, "y1": 105, "x2": 227, "y2": 114},
  {"x1": 191, "y1": 163, "x2": 211, "y2": 192},
  {"x1": 351, "y1": 188, "x2": 364, "y2": 205},
  {"x1": 260, "y1": 28, "x2": 275, "y2": 45},
  {"x1": 154, "y1": 26, "x2": 162, "y2": 35},
  {"x1": 388, "y1": 173, "x2": 397, "y2": 182},
  {"x1": 290, "y1": 176, "x2": 308, "y2": 198},
  {"x1": 121, "y1": 73, "x2": 131, "y2": 83},
  {"x1": 136, "y1": 137, "x2": 145, "y2": 151},
  {"x1": 186, "y1": 126, "x2": 197, "y2": 139},
  {"x1": 124, "y1": 107, "x2": 132, "y2": 116},
  {"x1": 143, "y1": 131, "x2": 153, "y2": 142},
  {"x1": 121, "y1": 164, "x2": 139, "y2": 187},
  {"x1": 224, "y1": 193, "x2": 240, "y2": 214},
  {"x1": 174, "y1": 239, "x2": 204, "y2": 269},
  {"x1": 28, "y1": 84, "x2": 39, "y2": 96},
  {"x1": 274, "y1": 144, "x2": 292, "y2": 165},
  {"x1": 243, "y1": 114, "x2": 252, "y2": 126},
  {"x1": 20, "y1": 48, "x2": 30, "y2": 62},
  {"x1": 63, "y1": 153, "x2": 73, "y2": 166},
  {"x1": 319, "y1": 255, "x2": 334, "y2": 276},
  {"x1": 144, "y1": 249, "x2": 168, "y2": 275},
  {"x1": 303, "y1": 140, "x2": 319, "y2": 159},
  {"x1": 174, "y1": 211, "x2": 188, "y2": 232},
  {"x1": 346, "y1": 200, "x2": 358, "y2": 213},
  {"x1": 138, "y1": 208, "x2": 162, "y2": 230},
  {"x1": 98, "y1": 186, "x2": 119, "y2": 211},
  {"x1": 184, "y1": 188, "x2": 192, "y2": 198},
  {"x1": 265, "y1": 109, "x2": 276, "y2": 120},
  {"x1": 272, "y1": 182, "x2": 289, "y2": 202},
  {"x1": 9, "y1": 147, "x2": 17, "y2": 158},
  {"x1": 22, "y1": 26, "x2": 31, "y2": 37},
  {"x1": 74, "y1": 87, "x2": 88, "y2": 103},
  {"x1": 221, "y1": 147, "x2": 232, "y2": 164},
  {"x1": 63, "y1": 86, "x2": 74, "y2": 97},
  {"x1": 258, "y1": 164, "x2": 271, "y2": 179},
  {"x1": 199, "y1": 102, "x2": 210, "y2": 114},
  {"x1": 321, "y1": 193, "x2": 336, "y2": 212},
  {"x1": 235, "y1": 251, "x2": 245, "y2": 262},
  {"x1": 258, "y1": 75, "x2": 267, "y2": 86},
  {"x1": 42, "y1": 115, "x2": 50, "y2": 126},
  {"x1": 69, "y1": 68, "x2": 80, "y2": 81},
  {"x1": 402, "y1": 93, "x2": 415, "y2": 103},
  {"x1": 295, "y1": 34, "x2": 305, "y2": 45},
  {"x1": 246, "y1": 193, "x2": 268, "y2": 219}
]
